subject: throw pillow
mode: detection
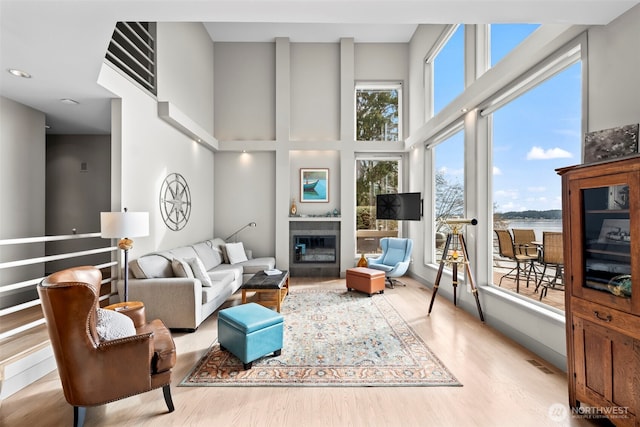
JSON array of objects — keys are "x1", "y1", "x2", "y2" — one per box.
[
  {"x1": 185, "y1": 257, "x2": 213, "y2": 287},
  {"x1": 172, "y1": 258, "x2": 194, "y2": 278},
  {"x1": 225, "y1": 242, "x2": 248, "y2": 265},
  {"x1": 96, "y1": 308, "x2": 136, "y2": 341}
]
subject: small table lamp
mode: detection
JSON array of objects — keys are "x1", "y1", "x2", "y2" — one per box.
[{"x1": 101, "y1": 209, "x2": 149, "y2": 302}]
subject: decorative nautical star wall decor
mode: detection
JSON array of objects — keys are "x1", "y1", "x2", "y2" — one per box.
[{"x1": 159, "y1": 172, "x2": 191, "y2": 231}]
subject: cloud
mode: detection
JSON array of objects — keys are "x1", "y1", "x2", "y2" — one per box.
[
  {"x1": 493, "y1": 166, "x2": 502, "y2": 175},
  {"x1": 527, "y1": 186, "x2": 546, "y2": 192},
  {"x1": 527, "y1": 146, "x2": 573, "y2": 160}
]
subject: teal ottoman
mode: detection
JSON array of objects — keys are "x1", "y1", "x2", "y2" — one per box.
[{"x1": 218, "y1": 303, "x2": 284, "y2": 369}]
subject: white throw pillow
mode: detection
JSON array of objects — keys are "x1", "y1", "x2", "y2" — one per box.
[
  {"x1": 186, "y1": 257, "x2": 213, "y2": 287},
  {"x1": 225, "y1": 242, "x2": 248, "y2": 265},
  {"x1": 172, "y1": 258, "x2": 194, "y2": 278},
  {"x1": 96, "y1": 308, "x2": 136, "y2": 341}
]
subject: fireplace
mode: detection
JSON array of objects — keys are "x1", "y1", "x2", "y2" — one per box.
[
  {"x1": 294, "y1": 235, "x2": 337, "y2": 263},
  {"x1": 289, "y1": 221, "x2": 340, "y2": 277}
]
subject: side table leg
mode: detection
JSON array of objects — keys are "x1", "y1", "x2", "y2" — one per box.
[{"x1": 242, "y1": 290, "x2": 247, "y2": 304}]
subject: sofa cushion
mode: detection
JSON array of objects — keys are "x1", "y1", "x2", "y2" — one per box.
[
  {"x1": 192, "y1": 240, "x2": 223, "y2": 270},
  {"x1": 239, "y1": 257, "x2": 276, "y2": 275},
  {"x1": 172, "y1": 258, "x2": 194, "y2": 278},
  {"x1": 129, "y1": 254, "x2": 173, "y2": 279},
  {"x1": 225, "y1": 242, "x2": 248, "y2": 264},
  {"x1": 211, "y1": 238, "x2": 229, "y2": 263},
  {"x1": 186, "y1": 257, "x2": 213, "y2": 287}
]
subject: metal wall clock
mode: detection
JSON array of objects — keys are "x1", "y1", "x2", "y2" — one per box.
[{"x1": 159, "y1": 172, "x2": 191, "y2": 231}]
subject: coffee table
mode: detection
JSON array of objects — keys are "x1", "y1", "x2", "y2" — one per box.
[{"x1": 241, "y1": 270, "x2": 289, "y2": 312}]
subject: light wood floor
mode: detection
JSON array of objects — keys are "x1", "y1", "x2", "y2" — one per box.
[{"x1": 0, "y1": 277, "x2": 611, "y2": 427}]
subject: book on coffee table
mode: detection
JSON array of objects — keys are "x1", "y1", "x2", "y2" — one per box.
[{"x1": 264, "y1": 268, "x2": 282, "y2": 276}]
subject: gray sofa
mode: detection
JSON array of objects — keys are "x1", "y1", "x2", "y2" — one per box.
[{"x1": 120, "y1": 238, "x2": 275, "y2": 330}]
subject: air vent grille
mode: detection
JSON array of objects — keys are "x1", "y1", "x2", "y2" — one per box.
[{"x1": 105, "y1": 22, "x2": 156, "y2": 95}]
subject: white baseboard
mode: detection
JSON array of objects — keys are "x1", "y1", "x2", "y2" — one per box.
[{"x1": 0, "y1": 345, "x2": 56, "y2": 400}]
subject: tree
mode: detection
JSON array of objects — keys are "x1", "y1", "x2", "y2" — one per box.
[
  {"x1": 356, "y1": 160, "x2": 398, "y2": 230},
  {"x1": 356, "y1": 89, "x2": 398, "y2": 141},
  {"x1": 435, "y1": 170, "x2": 464, "y2": 232}
]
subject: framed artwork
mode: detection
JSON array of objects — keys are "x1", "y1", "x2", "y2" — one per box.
[
  {"x1": 583, "y1": 123, "x2": 639, "y2": 163},
  {"x1": 300, "y1": 168, "x2": 329, "y2": 202}
]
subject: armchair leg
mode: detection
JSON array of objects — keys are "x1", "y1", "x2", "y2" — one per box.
[
  {"x1": 163, "y1": 385, "x2": 175, "y2": 413},
  {"x1": 74, "y1": 406, "x2": 86, "y2": 427}
]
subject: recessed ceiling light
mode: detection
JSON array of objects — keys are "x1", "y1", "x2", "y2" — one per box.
[
  {"x1": 8, "y1": 68, "x2": 31, "y2": 78},
  {"x1": 60, "y1": 98, "x2": 79, "y2": 105},
  {"x1": 461, "y1": 108, "x2": 469, "y2": 113}
]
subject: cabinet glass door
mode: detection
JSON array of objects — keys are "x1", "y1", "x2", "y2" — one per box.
[{"x1": 582, "y1": 184, "x2": 632, "y2": 299}]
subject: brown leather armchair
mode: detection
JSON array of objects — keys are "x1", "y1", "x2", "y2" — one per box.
[{"x1": 38, "y1": 266, "x2": 176, "y2": 427}]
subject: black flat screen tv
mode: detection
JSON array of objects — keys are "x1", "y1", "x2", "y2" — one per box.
[{"x1": 376, "y1": 192, "x2": 422, "y2": 221}]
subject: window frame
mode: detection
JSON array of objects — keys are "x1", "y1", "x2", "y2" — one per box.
[{"x1": 354, "y1": 82, "x2": 403, "y2": 142}]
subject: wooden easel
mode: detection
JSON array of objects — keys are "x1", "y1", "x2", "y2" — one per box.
[{"x1": 428, "y1": 222, "x2": 484, "y2": 322}]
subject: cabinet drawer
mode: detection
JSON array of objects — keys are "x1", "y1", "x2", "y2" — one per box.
[{"x1": 571, "y1": 297, "x2": 640, "y2": 340}]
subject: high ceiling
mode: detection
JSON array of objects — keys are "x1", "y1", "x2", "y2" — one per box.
[{"x1": 1, "y1": 0, "x2": 638, "y2": 135}]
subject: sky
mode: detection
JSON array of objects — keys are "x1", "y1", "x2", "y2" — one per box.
[{"x1": 433, "y1": 24, "x2": 582, "y2": 213}]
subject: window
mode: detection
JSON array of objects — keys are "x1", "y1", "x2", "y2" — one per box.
[
  {"x1": 432, "y1": 128, "x2": 465, "y2": 263},
  {"x1": 355, "y1": 158, "x2": 400, "y2": 255},
  {"x1": 491, "y1": 59, "x2": 582, "y2": 310},
  {"x1": 490, "y1": 24, "x2": 540, "y2": 67},
  {"x1": 433, "y1": 25, "x2": 464, "y2": 116},
  {"x1": 355, "y1": 83, "x2": 402, "y2": 141}
]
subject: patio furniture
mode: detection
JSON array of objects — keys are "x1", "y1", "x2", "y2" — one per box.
[
  {"x1": 535, "y1": 231, "x2": 564, "y2": 300},
  {"x1": 494, "y1": 229, "x2": 539, "y2": 293},
  {"x1": 512, "y1": 228, "x2": 539, "y2": 257}
]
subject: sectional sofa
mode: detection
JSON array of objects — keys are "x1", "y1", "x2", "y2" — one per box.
[{"x1": 119, "y1": 238, "x2": 275, "y2": 330}]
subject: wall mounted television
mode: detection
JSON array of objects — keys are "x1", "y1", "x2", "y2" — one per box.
[{"x1": 376, "y1": 192, "x2": 422, "y2": 221}]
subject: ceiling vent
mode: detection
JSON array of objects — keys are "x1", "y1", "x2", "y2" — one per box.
[{"x1": 105, "y1": 22, "x2": 157, "y2": 95}]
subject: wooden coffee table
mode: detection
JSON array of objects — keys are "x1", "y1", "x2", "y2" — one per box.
[{"x1": 241, "y1": 270, "x2": 289, "y2": 312}]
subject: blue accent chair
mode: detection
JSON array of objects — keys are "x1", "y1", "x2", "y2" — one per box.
[{"x1": 367, "y1": 237, "x2": 413, "y2": 288}]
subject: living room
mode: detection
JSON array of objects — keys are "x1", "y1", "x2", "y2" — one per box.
[{"x1": 1, "y1": 1, "x2": 640, "y2": 425}]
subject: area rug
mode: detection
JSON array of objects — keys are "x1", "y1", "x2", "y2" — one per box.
[{"x1": 180, "y1": 288, "x2": 461, "y2": 387}]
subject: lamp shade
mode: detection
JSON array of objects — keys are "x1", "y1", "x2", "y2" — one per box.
[{"x1": 100, "y1": 212, "x2": 149, "y2": 238}]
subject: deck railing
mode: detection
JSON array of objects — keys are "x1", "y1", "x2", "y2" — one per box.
[{"x1": 0, "y1": 233, "x2": 118, "y2": 367}]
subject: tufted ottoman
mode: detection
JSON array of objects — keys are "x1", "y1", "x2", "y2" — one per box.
[
  {"x1": 346, "y1": 267, "x2": 386, "y2": 296},
  {"x1": 218, "y1": 303, "x2": 284, "y2": 369}
]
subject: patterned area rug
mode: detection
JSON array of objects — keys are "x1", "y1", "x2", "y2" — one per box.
[{"x1": 180, "y1": 289, "x2": 461, "y2": 387}]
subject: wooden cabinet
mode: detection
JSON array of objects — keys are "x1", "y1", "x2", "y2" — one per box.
[{"x1": 559, "y1": 156, "x2": 640, "y2": 426}]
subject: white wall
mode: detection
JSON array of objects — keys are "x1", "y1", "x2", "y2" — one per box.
[
  {"x1": 213, "y1": 42, "x2": 276, "y2": 141},
  {"x1": 213, "y1": 151, "x2": 276, "y2": 257},
  {"x1": 0, "y1": 97, "x2": 46, "y2": 306},
  {"x1": 587, "y1": 3, "x2": 640, "y2": 132},
  {"x1": 157, "y1": 22, "x2": 215, "y2": 135},
  {"x1": 290, "y1": 43, "x2": 340, "y2": 141},
  {"x1": 97, "y1": 21, "x2": 216, "y2": 259}
]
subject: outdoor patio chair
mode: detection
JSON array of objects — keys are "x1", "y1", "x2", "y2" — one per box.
[
  {"x1": 494, "y1": 229, "x2": 539, "y2": 293},
  {"x1": 535, "y1": 231, "x2": 564, "y2": 300}
]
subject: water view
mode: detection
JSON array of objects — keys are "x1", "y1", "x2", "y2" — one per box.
[{"x1": 503, "y1": 219, "x2": 563, "y2": 241}]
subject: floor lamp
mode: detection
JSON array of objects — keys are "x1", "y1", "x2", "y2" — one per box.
[{"x1": 101, "y1": 209, "x2": 149, "y2": 303}]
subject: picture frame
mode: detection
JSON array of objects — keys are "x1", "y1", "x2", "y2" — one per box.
[
  {"x1": 300, "y1": 168, "x2": 329, "y2": 202},
  {"x1": 583, "y1": 123, "x2": 639, "y2": 164}
]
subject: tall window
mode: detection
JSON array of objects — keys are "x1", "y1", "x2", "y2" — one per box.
[
  {"x1": 491, "y1": 59, "x2": 582, "y2": 310},
  {"x1": 355, "y1": 83, "x2": 402, "y2": 141},
  {"x1": 433, "y1": 25, "x2": 464, "y2": 115},
  {"x1": 432, "y1": 129, "x2": 465, "y2": 262},
  {"x1": 356, "y1": 158, "x2": 400, "y2": 255}
]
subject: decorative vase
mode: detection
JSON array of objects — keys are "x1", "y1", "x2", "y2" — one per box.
[
  {"x1": 290, "y1": 198, "x2": 297, "y2": 216},
  {"x1": 357, "y1": 253, "x2": 368, "y2": 267}
]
